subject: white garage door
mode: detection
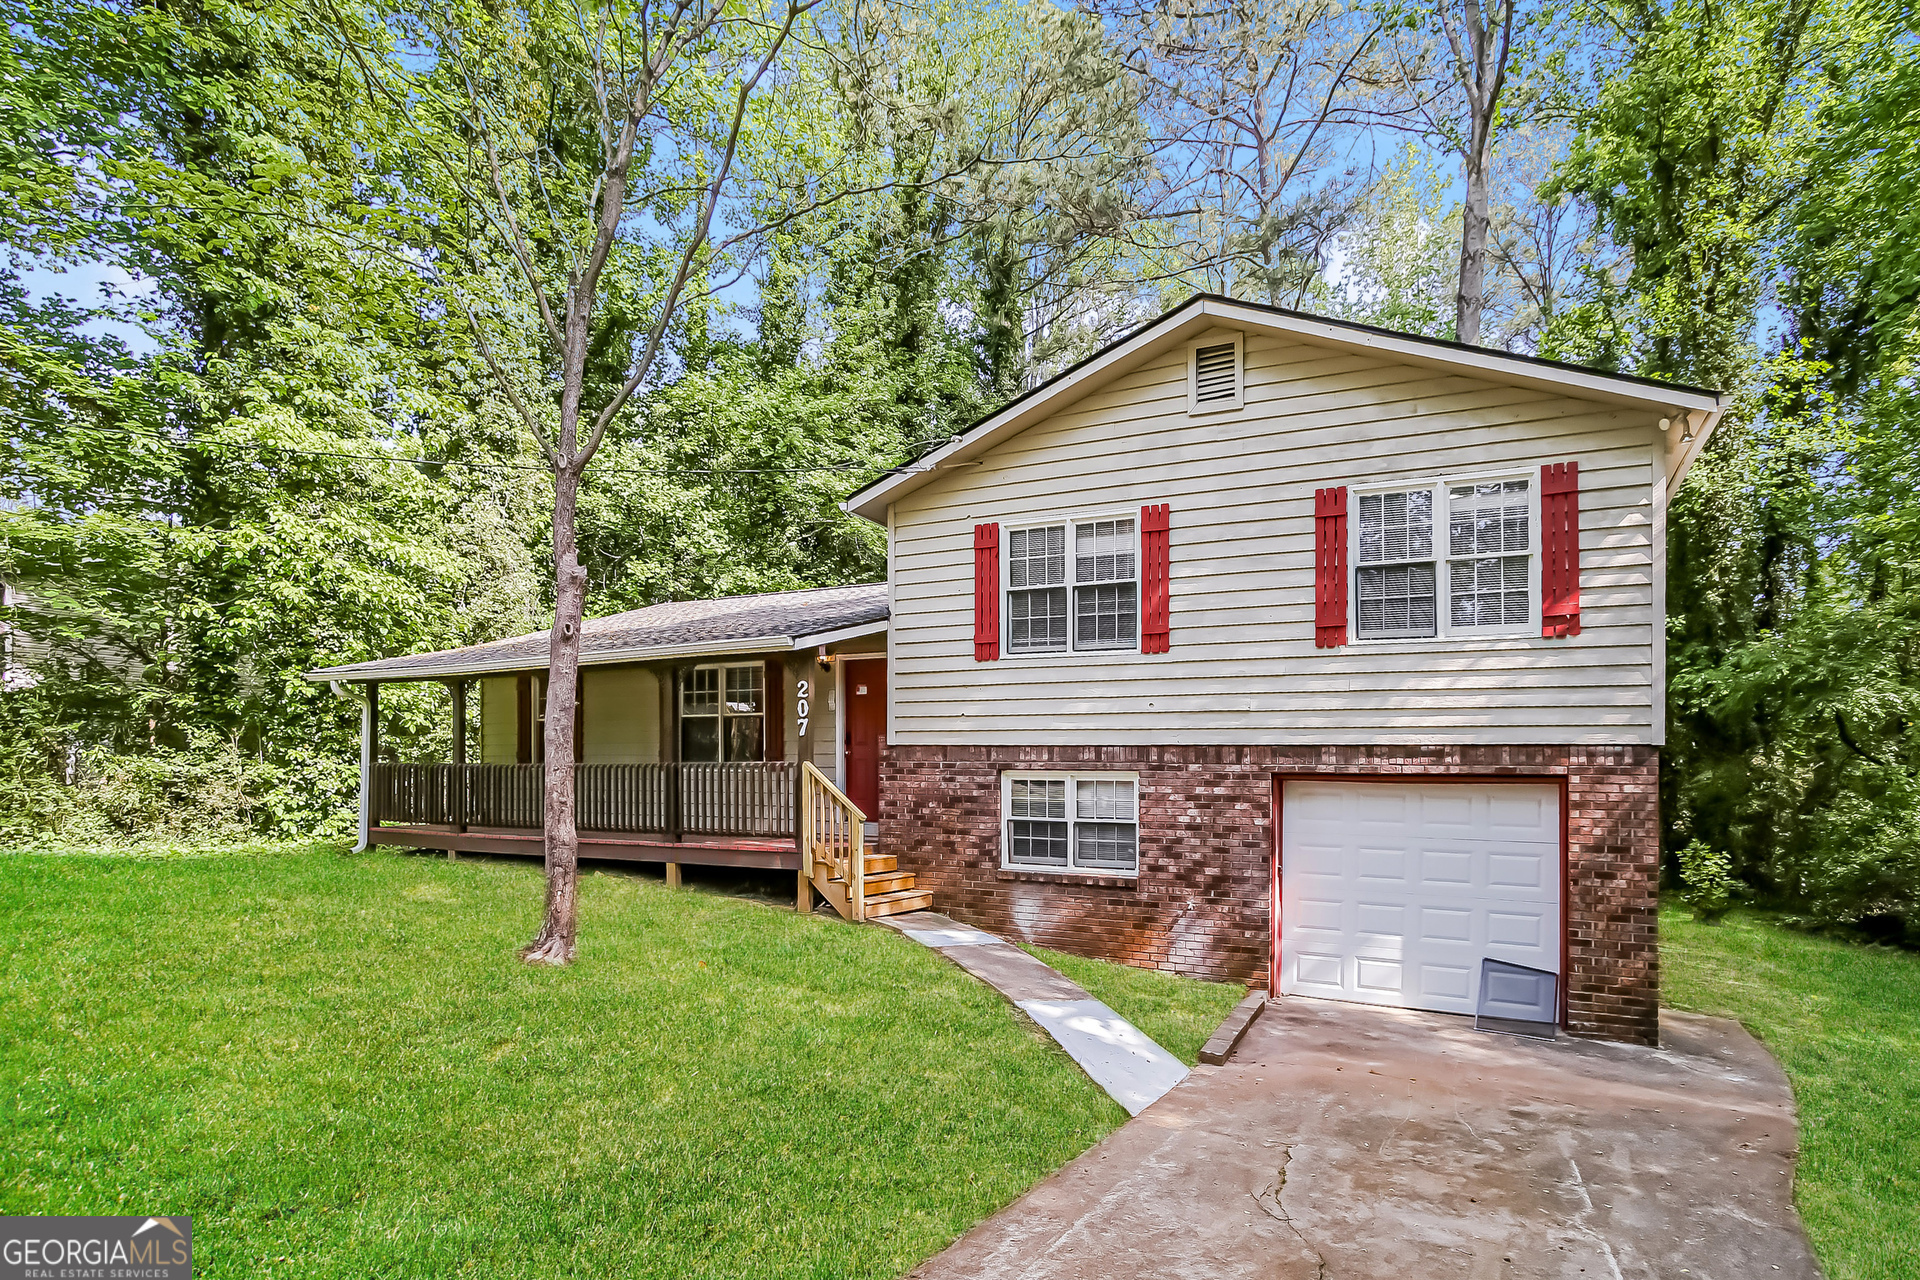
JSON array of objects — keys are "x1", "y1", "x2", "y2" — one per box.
[{"x1": 1279, "y1": 780, "x2": 1561, "y2": 1016}]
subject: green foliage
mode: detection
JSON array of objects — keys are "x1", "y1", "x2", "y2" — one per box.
[
  {"x1": 1554, "y1": 0, "x2": 1920, "y2": 935},
  {"x1": 1676, "y1": 839, "x2": 1736, "y2": 922},
  {"x1": 0, "y1": 847, "x2": 1126, "y2": 1275}
]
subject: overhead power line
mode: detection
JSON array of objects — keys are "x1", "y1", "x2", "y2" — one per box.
[{"x1": 44, "y1": 422, "x2": 946, "y2": 481}]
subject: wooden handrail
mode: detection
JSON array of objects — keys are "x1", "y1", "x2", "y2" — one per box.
[{"x1": 799, "y1": 762, "x2": 866, "y2": 920}]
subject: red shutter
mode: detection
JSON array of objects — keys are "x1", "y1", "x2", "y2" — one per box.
[
  {"x1": 1314, "y1": 487, "x2": 1348, "y2": 648},
  {"x1": 1141, "y1": 503, "x2": 1171, "y2": 653},
  {"x1": 973, "y1": 523, "x2": 1000, "y2": 661},
  {"x1": 1541, "y1": 462, "x2": 1581, "y2": 638}
]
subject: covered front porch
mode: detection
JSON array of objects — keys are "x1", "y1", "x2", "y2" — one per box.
[
  {"x1": 307, "y1": 584, "x2": 928, "y2": 919},
  {"x1": 368, "y1": 760, "x2": 802, "y2": 866}
]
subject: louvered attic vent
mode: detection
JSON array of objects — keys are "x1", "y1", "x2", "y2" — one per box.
[{"x1": 1192, "y1": 341, "x2": 1239, "y2": 408}]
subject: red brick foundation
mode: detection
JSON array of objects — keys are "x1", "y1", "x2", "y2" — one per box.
[{"x1": 880, "y1": 744, "x2": 1661, "y2": 1045}]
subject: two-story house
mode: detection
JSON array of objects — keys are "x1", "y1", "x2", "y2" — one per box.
[{"x1": 310, "y1": 294, "x2": 1724, "y2": 1047}]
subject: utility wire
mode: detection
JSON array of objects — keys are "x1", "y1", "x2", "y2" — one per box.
[{"x1": 43, "y1": 421, "x2": 954, "y2": 481}]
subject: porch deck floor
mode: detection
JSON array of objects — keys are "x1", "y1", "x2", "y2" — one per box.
[{"x1": 368, "y1": 825, "x2": 800, "y2": 870}]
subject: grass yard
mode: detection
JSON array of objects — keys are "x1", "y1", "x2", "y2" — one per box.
[
  {"x1": 0, "y1": 843, "x2": 1163, "y2": 1279},
  {"x1": 1021, "y1": 944, "x2": 1248, "y2": 1064},
  {"x1": 1661, "y1": 909, "x2": 1920, "y2": 1280}
]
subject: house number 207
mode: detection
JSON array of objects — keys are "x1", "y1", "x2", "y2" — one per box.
[{"x1": 796, "y1": 680, "x2": 810, "y2": 737}]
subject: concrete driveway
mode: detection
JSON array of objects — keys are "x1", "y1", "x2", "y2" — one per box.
[{"x1": 911, "y1": 997, "x2": 1821, "y2": 1280}]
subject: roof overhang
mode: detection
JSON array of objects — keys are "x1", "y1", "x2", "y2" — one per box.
[
  {"x1": 304, "y1": 618, "x2": 890, "y2": 685},
  {"x1": 843, "y1": 294, "x2": 1727, "y2": 523}
]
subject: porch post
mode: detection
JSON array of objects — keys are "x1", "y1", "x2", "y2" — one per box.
[
  {"x1": 667, "y1": 666, "x2": 683, "y2": 844},
  {"x1": 450, "y1": 678, "x2": 467, "y2": 849},
  {"x1": 665, "y1": 666, "x2": 683, "y2": 886},
  {"x1": 357, "y1": 682, "x2": 378, "y2": 852},
  {"x1": 792, "y1": 653, "x2": 811, "y2": 913}
]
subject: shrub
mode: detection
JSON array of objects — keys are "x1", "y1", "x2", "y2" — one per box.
[{"x1": 1677, "y1": 840, "x2": 1738, "y2": 922}]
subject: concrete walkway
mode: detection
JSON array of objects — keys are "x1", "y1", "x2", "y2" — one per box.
[
  {"x1": 909, "y1": 996, "x2": 1822, "y2": 1280},
  {"x1": 887, "y1": 913, "x2": 1190, "y2": 1115}
]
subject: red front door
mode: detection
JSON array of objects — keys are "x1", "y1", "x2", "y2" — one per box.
[{"x1": 843, "y1": 659, "x2": 886, "y2": 818}]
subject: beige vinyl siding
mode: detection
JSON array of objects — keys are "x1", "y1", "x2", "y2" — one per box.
[
  {"x1": 812, "y1": 667, "x2": 837, "y2": 777},
  {"x1": 888, "y1": 330, "x2": 1668, "y2": 747},
  {"x1": 582, "y1": 667, "x2": 659, "y2": 763},
  {"x1": 477, "y1": 676, "x2": 518, "y2": 762}
]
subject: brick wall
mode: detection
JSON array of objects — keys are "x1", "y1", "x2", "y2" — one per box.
[{"x1": 880, "y1": 743, "x2": 1661, "y2": 1045}]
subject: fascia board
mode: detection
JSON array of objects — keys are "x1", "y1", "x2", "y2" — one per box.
[
  {"x1": 789, "y1": 619, "x2": 889, "y2": 650},
  {"x1": 1667, "y1": 405, "x2": 1727, "y2": 489},
  {"x1": 304, "y1": 634, "x2": 792, "y2": 684},
  {"x1": 1198, "y1": 299, "x2": 1724, "y2": 415},
  {"x1": 842, "y1": 295, "x2": 1726, "y2": 523}
]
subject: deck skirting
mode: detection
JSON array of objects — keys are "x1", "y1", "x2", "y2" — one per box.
[{"x1": 368, "y1": 825, "x2": 801, "y2": 870}]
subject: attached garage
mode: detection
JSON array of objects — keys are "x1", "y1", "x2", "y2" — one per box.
[{"x1": 1276, "y1": 779, "x2": 1564, "y2": 1019}]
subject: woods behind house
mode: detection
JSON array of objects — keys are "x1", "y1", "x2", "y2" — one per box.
[{"x1": 3, "y1": 0, "x2": 1918, "y2": 940}]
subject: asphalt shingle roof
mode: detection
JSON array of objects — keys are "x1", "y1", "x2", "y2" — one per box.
[{"x1": 306, "y1": 582, "x2": 888, "y2": 682}]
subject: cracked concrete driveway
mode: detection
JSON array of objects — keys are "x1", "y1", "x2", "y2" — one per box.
[{"x1": 910, "y1": 997, "x2": 1821, "y2": 1280}]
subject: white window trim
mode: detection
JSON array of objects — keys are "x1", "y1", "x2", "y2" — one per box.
[
  {"x1": 680, "y1": 661, "x2": 767, "y2": 761},
  {"x1": 1000, "y1": 512, "x2": 1143, "y2": 657},
  {"x1": 1347, "y1": 468, "x2": 1541, "y2": 644},
  {"x1": 1187, "y1": 333, "x2": 1245, "y2": 414},
  {"x1": 1000, "y1": 770, "x2": 1142, "y2": 877}
]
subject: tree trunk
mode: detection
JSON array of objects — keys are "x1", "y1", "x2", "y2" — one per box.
[
  {"x1": 1456, "y1": 139, "x2": 1491, "y2": 346},
  {"x1": 523, "y1": 461, "x2": 589, "y2": 964}
]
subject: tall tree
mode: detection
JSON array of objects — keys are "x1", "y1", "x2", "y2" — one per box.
[
  {"x1": 1432, "y1": 0, "x2": 1516, "y2": 344},
  {"x1": 1, "y1": 0, "x2": 542, "y2": 836},
  {"x1": 1107, "y1": 0, "x2": 1406, "y2": 305},
  {"x1": 323, "y1": 0, "x2": 828, "y2": 963}
]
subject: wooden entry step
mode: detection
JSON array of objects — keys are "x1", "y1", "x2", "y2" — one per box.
[
  {"x1": 800, "y1": 763, "x2": 932, "y2": 922},
  {"x1": 861, "y1": 886, "x2": 935, "y2": 918}
]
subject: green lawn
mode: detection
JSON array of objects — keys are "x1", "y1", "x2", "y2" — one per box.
[
  {"x1": 0, "y1": 844, "x2": 1141, "y2": 1278},
  {"x1": 1661, "y1": 909, "x2": 1920, "y2": 1280},
  {"x1": 1021, "y1": 944, "x2": 1248, "y2": 1064}
]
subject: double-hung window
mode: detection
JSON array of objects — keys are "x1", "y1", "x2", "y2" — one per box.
[
  {"x1": 1003, "y1": 772, "x2": 1140, "y2": 875},
  {"x1": 1446, "y1": 479, "x2": 1532, "y2": 629},
  {"x1": 680, "y1": 663, "x2": 764, "y2": 761},
  {"x1": 1355, "y1": 488, "x2": 1437, "y2": 639},
  {"x1": 1005, "y1": 516, "x2": 1138, "y2": 654},
  {"x1": 1353, "y1": 475, "x2": 1535, "y2": 640},
  {"x1": 1007, "y1": 525, "x2": 1069, "y2": 653}
]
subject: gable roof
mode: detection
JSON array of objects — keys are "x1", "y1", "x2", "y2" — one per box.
[
  {"x1": 843, "y1": 294, "x2": 1727, "y2": 523},
  {"x1": 306, "y1": 582, "x2": 887, "y2": 683}
]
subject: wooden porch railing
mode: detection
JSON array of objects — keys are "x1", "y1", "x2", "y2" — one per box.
[
  {"x1": 370, "y1": 761, "x2": 796, "y2": 839},
  {"x1": 799, "y1": 762, "x2": 866, "y2": 919}
]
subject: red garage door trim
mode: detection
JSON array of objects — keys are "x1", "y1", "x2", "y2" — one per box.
[{"x1": 1269, "y1": 772, "x2": 1571, "y2": 1028}]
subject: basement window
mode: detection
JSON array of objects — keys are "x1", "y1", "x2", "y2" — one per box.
[{"x1": 1002, "y1": 772, "x2": 1139, "y2": 875}]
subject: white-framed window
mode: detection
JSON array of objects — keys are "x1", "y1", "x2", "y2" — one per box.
[
  {"x1": 1352, "y1": 472, "x2": 1537, "y2": 641},
  {"x1": 1188, "y1": 334, "x2": 1244, "y2": 413},
  {"x1": 681, "y1": 662, "x2": 764, "y2": 761},
  {"x1": 1002, "y1": 772, "x2": 1140, "y2": 875},
  {"x1": 1007, "y1": 524, "x2": 1069, "y2": 653},
  {"x1": 1004, "y1": 516, "x2": 1139, "y2": 654}
]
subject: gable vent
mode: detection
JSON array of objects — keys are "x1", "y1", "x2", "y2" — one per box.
[{"x1": 1193, "y1": 341, "x2": 1239, "y2": 406}]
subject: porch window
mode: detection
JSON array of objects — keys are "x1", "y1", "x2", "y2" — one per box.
[
  {"x1": 681, "y1": 663, "x2": 764, "y2": 762},
  {"x1": 1002, "y1": 772, "x2": 1139, "y2": 875}
]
